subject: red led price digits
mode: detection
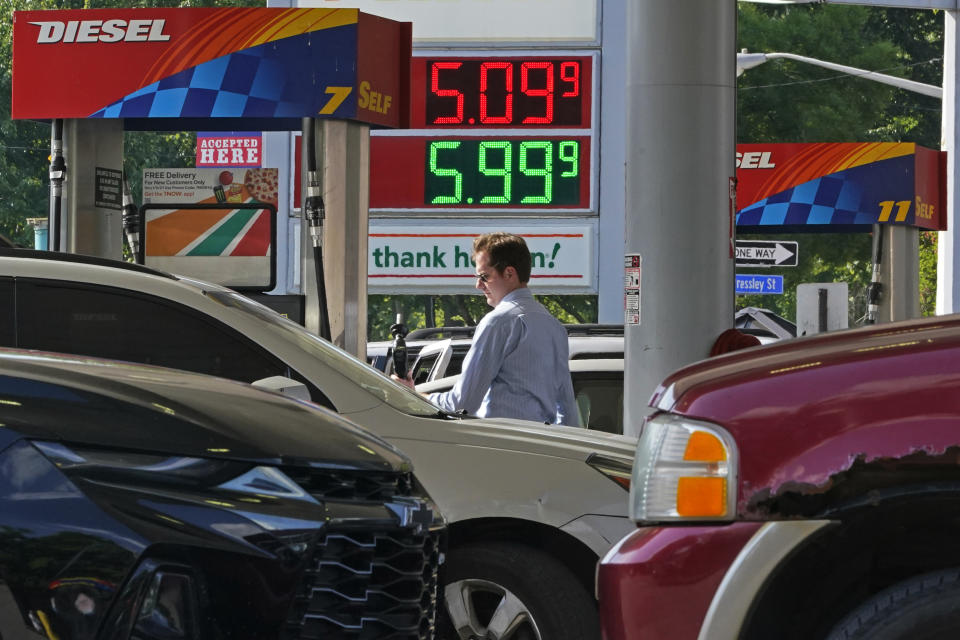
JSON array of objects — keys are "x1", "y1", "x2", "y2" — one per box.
[
  {"x1": 560, "y1": 61, "x2": 579, "y2": 97},
  {"x1": 428, "y1": 59, "x2": 584, "y2": 127},
  {"x1": 431, "y1": 61, "x2": 464, "y2": 124},
  {"x1": 480, "y1": 61, "x2": 513, "y2": 124},
  {"x1": 520, "y1": 62, "x2": 552, "y2": 124}
]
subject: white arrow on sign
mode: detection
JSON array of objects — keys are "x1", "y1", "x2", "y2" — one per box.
[{"x1": 735, "y1": 242, "x2": 797, "y2": 265}]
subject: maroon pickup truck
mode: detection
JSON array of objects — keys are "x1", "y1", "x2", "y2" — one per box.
[{"x1": 599, "y1": 315, "x2": 960, "y2": 640}]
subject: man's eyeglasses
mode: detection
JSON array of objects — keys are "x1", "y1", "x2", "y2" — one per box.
[{"x1": 475, "y1": 272, "x2": 491, "y2": 283}]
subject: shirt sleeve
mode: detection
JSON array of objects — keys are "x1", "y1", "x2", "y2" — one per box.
[
  {"x1": 556, "y1": 371, "x2": 582, "y2": 427},
  {"x1": 428, "y1": 315, "x2": 510, "y2": 414}
]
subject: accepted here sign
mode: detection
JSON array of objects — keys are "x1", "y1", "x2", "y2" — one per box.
[{"x1": 196, "y1": 132, "x2": 262, "y2": 168}]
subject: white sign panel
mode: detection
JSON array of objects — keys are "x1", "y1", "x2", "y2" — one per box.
[
  {"x1": 298, "y1": 0, "x2": 599, "y2": 43},
  {"x1": 368, "y1": 222, "x2": 595, "y2": 293}
]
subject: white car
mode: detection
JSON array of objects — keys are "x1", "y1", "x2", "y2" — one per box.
[
  {"x1": 409, "y1": 327, "x2": 624, "y2": 386},
  {"x1": 0, "y1": 248, "x2": 636, "y2": 640},
  {"x1": 419, "y1": 358, "x2": 625, "y2": 434},
  {"x1": 415, "y1": 313, "x2": 793, "y2": 434}
]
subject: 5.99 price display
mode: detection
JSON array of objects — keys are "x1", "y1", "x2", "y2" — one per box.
[
  {"x1": 368, "y1": 136, "x2": 591, "y2": 210},
  {"x1": 410, "y1": 56, "x2": 593, "y2": 129},
  {"x1": 426, "y1": 139, "x2": 581, "y2": 206}
]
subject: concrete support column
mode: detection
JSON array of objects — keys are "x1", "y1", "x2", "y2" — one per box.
[
  {"x1": 61, "y1": 119, "x2": 124, "y2": 259},
  {"x1": 301, "y1": 119, "x2": 369, "y2": 357},
  {"x1": 880, "y1": 225, "x2": 921, "y2": 322},
  {"x1": 622, "y1": 0, "x2": 736, "y2": 436}
]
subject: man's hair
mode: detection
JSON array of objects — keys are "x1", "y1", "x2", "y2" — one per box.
[{"x1": 473, "y1": 232, "x2": 531, "y2": 283}]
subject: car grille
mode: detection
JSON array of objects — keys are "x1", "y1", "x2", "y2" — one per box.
[
  {"x1": 283, "y1": 468, "x2": 415, "y2": 502},
  {"x1": 284, "y1": 528, "x2": 441, "y2": 639}
]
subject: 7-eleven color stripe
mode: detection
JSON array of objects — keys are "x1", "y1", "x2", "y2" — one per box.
[
  {"x1": 146, "y1": 207, "x2": 271, "y2": 256},
  {"x1": 187, "y1": 209, "x2": 270, "y2": 256}
]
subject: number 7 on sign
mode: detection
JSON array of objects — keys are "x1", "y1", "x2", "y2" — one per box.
[{"x1": 318, "y1": 87, "x2": 353, "y2": 115}]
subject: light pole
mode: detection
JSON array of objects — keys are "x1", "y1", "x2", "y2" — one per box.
[
  {"x1": 736, "y1": 51, "x2": 942, "y2": 97},
  {"x1": 737, "y1": 50, "x2": 942, "y2": 323}
]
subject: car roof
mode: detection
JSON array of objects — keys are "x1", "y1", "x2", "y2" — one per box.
[
  {"x1": 0, "y1": 247, "x2": 176, "y2": 279},
  {"x1": 570, "y1": 358, "x2": 623, "y2": 372},
  {"x1": 0, "y1": 348, "x2": 404, "y2": 469}
]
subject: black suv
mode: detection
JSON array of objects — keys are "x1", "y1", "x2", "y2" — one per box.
[{"x1": 0, "y1": 349, "x2": 443, "y2": 640}]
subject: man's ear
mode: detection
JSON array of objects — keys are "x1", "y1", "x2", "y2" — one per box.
[{"x1": 503, "y1": 266, "x2": 516, "y2": 280}]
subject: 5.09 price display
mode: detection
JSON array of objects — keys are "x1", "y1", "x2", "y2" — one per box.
[{"x1": 409, "y1": 55, "x2": 593, "y2": 129}]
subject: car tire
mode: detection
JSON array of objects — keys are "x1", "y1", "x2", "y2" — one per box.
[
  {"x1": 437, "y1": 542, "x2": 599, "y2": 640},
  {"x1": 826, "y1": 568, "x2": 960, "y2": 640}
]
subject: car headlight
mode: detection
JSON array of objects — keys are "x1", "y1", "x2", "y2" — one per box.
[{"x1": 630, "y1": 413, "x2": 737, "y2": 523}]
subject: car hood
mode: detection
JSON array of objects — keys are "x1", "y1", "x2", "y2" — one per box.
[
  {"x1": 0, "y1": 350, "x2": 408, "y2": 471},
  {"x1": 426, "y1": 415, "x2": 636, "y2": 463},
  {"x1": 651, "y1": 313, "x2": 960, "y2": 420}
]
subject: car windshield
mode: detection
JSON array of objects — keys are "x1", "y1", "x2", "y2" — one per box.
[{"x1": 193, "y1": 284, "x2": 442, "y2": 417}]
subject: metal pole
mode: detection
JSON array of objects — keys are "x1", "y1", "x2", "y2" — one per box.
[
  {"x1": 937, "y1": 9, "x2": 960, "y2": 315},
  {"x1": 623, "y1": 0, "x2": 736, "y2": 436}
]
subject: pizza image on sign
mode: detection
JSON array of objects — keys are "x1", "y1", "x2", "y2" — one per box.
[{"x1": 244, "y1": 168, "x2": 279, "y2": 207}]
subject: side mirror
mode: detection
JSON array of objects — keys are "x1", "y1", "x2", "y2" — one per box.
[{"x1": 251, "y1": 376, "x2": 311, "y2": 402}]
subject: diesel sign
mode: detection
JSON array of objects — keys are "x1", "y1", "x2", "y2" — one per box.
[{"x1": 30, "y1": 19, "x2": 171, "y2": 43}]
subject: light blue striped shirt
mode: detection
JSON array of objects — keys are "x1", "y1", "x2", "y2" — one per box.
[{"x1": 429, "y1": 288, "x2": 581, "y2": 426}]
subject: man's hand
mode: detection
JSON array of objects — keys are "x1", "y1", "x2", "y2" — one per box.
[{"x1": 391, "y1": 372, "x2": 416, "y2": 390}]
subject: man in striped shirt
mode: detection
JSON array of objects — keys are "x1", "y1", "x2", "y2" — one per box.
[{"x1": 396, "y1": 232, "x2": 580, "y2": 427}]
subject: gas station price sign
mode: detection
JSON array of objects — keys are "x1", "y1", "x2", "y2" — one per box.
[
  {"x1": 370, "y1": 52, "x2": 596, "y2": 213},
  {"x1": 370, "y1": 136, "x2": 591, "y2": 211},
  {"x1": 409, "y1": 55, "x2": 593, "y2": 129}
]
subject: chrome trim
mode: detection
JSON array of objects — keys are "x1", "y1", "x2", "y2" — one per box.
[
  {"x1": 654, "y1": 383, "x2": 676, "y2": 411},
  {"x1": 697, "y1": 520, "x2": 833, "y2": 640}
]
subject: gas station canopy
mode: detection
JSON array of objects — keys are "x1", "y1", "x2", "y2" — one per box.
[{"x1": 12, "y1": 7, "x2": 411, "y2": 131}]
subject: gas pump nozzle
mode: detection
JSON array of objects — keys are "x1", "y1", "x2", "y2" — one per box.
[
  {"x1": 121, "y1": 175, "x2": 140, "y2": 261},
  {"x1": 48, "y1": 119, "x2": 66, "y2": 252},
  {"x1": 303, "y1": 167, "x2": 331, "y2": 340},
  {"x1": 390, "y1": 314, "x2": 409, "y2": 379},
  {"x1": 304, "y1": 171, "x2": 324, "y2": 248}
]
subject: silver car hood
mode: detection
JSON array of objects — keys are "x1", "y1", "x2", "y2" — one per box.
[{"x1": 422, "y1": 414, "x2": 636, "y2": 463}]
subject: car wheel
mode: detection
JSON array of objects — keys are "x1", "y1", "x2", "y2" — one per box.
[
  {"x1": 437, "y1": 542, "x2": 599, "y2": 640},
  {"x1": 826, "y1": 568, "x2": 960, "y2": 640}
]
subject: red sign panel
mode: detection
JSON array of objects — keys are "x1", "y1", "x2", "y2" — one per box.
[
  {"x1": 370, "y1": 135, "x2": 591, "y2": 210},
  {"x1": 12, "y1": 8, "x2": 411, "y2": 128}
]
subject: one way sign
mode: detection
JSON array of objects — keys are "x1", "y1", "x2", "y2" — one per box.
[{"x1": 735, "y1": 240, "x2": 798, "y2": 267}]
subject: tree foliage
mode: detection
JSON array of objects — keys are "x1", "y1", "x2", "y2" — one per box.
[
  {"x1": 367, "y1": 293, "x2": 597, "y2": 341},
  {"x1": 737, "y1": 3, "x2": 943, "y2": 323}
]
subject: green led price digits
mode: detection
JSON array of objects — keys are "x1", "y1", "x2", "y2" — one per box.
[
  {"x1": 428, "y1": 141, "x2": 463, "y2": 204},
  {"x1": 426, "y1": 139, "x2": 581, "y2": 206},
  {"x1": 479, "y1": 141, "x2": 512, "y2": 203}
]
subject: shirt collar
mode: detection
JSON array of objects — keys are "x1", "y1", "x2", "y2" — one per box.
[{"x1": 500, "y1": 287, "x2": 533, "y2": 305}]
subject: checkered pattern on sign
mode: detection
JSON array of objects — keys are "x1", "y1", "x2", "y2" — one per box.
[
  {"x1": 736, "y1": 155, "x2": 914, "y2": 227},
  {"x1": 92, "y1": 48, "x2": 299, "y2": 119},
  {"x1": 89, "y1": 25, "x2": 357, "y2": 120}
]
